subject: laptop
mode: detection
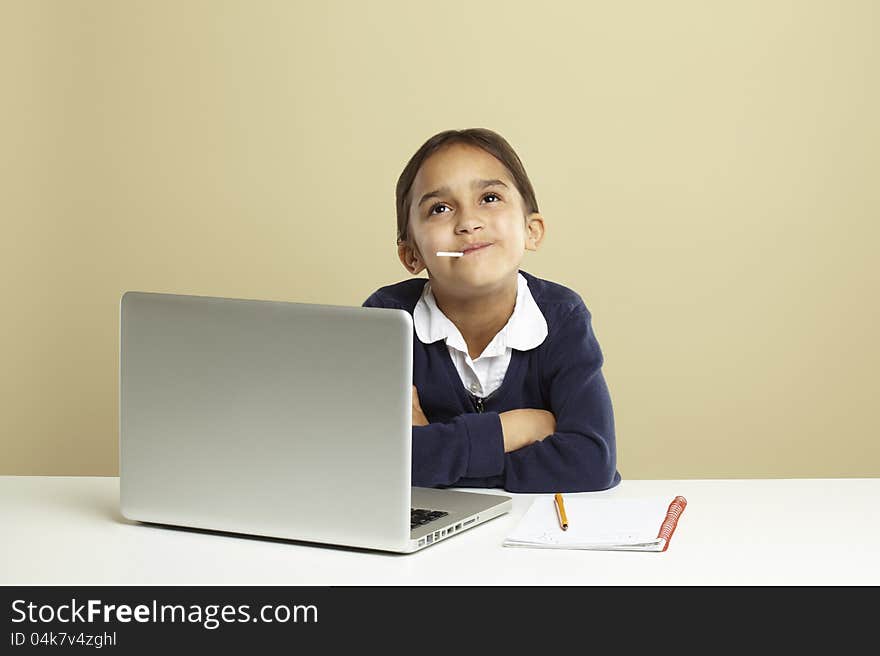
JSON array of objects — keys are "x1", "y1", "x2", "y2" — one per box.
[{"x1": 119, "y1": 290, "x2": 512, "y2": 553}]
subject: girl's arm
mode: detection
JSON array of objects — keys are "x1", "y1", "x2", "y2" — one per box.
[{"x1": 500, "y1": 300, "x2": 619, "y2": 493}]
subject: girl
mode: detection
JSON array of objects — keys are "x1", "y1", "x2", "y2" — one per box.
[{"x1": 363, "y1": 128, "x2": 619, "y2": 493}]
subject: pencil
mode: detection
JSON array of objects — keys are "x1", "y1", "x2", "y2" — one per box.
[{"x1": 554, "y1": 493, "x2": 568, "y2": 531}]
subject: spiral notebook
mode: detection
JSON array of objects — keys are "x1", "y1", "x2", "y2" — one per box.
[{"x1": 502, "y1": 495, "x2": 687, "y2": 552}]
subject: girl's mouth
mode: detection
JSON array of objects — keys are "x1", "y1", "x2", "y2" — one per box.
[{"x1": 463, "y1": 243, "x2": 492, "y2": 255}]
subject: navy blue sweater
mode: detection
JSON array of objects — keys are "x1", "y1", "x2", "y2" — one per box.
[{"x1": 362, "y1": 269, "x2": 620, "y2": 493}]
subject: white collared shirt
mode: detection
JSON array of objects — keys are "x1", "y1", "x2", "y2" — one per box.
[{"x1": 413, "y1": 272, "x2": 549, "y2": 398}]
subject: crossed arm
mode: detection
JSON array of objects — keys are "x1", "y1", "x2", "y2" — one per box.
[{"x1": 412, "y1": 385, "x2": 556, "y2": 453}]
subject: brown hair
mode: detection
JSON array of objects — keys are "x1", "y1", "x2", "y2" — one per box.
[{"x1": 395, "y1": 128, "x2": 540, "y2": 244}]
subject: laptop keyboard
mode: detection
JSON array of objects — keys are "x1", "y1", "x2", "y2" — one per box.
[{"x1": 411, "y1": 508, "x2": 449, "y2": 529}]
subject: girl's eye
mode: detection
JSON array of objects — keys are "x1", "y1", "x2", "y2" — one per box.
[{"x1": 428, "y1": 193, "x2": 501, "y2": 216}]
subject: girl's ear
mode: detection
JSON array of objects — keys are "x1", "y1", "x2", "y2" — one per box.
[
  {"x1": 397, "y1": 240, "x2": 425, "y2": 275},
  {"x1": 525, "y1": 213, "x2": 546, "y2": 251}
]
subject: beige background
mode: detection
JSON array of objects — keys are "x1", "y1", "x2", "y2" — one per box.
[{"x1": 2, "y1": 1, "x2": 878, "y2": 478}]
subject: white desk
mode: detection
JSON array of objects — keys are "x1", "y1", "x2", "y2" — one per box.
[{"x1": 1, "y1": 476, "x2": 878, "y2": 585}]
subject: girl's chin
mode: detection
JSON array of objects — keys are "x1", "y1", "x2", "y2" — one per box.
[{"x1": 445, "y1": 267, "x2": 514, "y2": 286}]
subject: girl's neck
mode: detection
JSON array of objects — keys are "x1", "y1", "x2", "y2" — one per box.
[{"x1": 429, "y1": 274, "x2": 518, "y2": 359}]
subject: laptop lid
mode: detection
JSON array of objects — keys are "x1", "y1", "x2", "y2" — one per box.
[{"x1": 119, "y1": 291, "x2": 413, "y2": 552}]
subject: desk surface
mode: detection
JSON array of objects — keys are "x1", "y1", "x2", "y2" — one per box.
[{"x1": 2, "y1": 476, "x2": 878, "y2": 585}]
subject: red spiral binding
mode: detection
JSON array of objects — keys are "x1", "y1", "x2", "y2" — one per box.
[{"x1": 657, "y1": 496, "x2": 688, "y2": 552}]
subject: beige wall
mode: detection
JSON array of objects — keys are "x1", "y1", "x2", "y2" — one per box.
[{"x1": 2, "y1": 0, "x2": 878, "y2": 478}]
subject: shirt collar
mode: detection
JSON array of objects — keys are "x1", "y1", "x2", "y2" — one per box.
[{"x1": 412, "y1": 272, "x2": 548, "y2": 355}]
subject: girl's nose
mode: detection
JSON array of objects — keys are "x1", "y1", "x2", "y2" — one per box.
[{"x1": 454, "y1": 212, "x2": 484, "y2": 233}]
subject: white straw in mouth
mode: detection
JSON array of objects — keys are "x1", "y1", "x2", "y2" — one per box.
[{"x1": 436, "y1": 251, "x2": 464, "y2": 257}]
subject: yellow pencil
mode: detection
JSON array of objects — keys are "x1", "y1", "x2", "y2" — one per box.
[{"x1": 554, "y1": 493, "x2": 568, "y2": 531}]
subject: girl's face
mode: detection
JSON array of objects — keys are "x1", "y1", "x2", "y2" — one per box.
[{"x1": 399, "y1": 143, "x2": 543, "y2": 292}]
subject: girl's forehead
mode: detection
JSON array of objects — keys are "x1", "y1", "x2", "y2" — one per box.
[{"x1": 415, "y1": 145, "x2": 512, "y2": 189}]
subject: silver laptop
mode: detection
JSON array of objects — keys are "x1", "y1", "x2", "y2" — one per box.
[{"x1": 119, "y1": 290, "x2": 511, "y2": 553}]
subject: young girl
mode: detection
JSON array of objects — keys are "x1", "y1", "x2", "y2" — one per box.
[{"x1": 362, "y1": 128, "x2": 620, "y2": 493}]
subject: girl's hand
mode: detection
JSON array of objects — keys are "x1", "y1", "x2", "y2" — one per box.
[
  {"x1": 499, "y1": 409, "x2": 556, "y2": 453},
  {"x1": 412, "y1": 385, "x2": 429, "y2": 426}
]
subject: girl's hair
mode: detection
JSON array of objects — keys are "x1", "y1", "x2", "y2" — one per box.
[{"x1": 395, "y1": 128, "x2": 540, "y2": 244}]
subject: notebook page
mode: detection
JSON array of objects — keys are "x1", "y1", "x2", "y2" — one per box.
[{"x1": 504, "y1": 496, "x2": 673, "y2": 547}]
